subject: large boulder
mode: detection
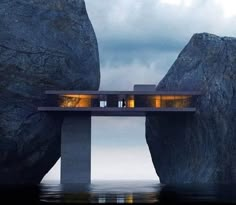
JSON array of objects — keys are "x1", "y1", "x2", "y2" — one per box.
[
  {"x1": 146, "y1": 33, "x2": 236, "y2": 184},
  {"x1": 0, "y1": 0, "x2": 100, "y2": 184}
]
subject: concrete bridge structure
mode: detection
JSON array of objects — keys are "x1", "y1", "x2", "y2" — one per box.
[{"x1": 38, "y1": 85, "x2": 201, "y2": 184}]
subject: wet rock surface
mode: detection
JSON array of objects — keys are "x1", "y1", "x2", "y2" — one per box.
[
  {"x1": 0, "y1": 0, "x2": 100, "y2": 183},
  {"x1": 146, "y1": 33, "x2": 236, "y2": 184}
]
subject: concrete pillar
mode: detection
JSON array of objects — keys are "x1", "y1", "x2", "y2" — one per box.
[{"x1": 61, "y1": 115, "x2": 91, "y2": 184}]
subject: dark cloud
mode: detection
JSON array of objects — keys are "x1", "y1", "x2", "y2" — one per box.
[
  {"x1": 85, "y1": 0, "x2": 236, "y2": 90},
  {"x1": 86, "y1": 0, "x2": 236, "y2": 52}
]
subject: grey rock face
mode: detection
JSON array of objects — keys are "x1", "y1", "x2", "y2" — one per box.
[
  {"x1": 146, "y1": 33, "x2": 236, "y2": 184},
  {"x1": 0, "y1": 0, "x2": 100, "y2": 183}
]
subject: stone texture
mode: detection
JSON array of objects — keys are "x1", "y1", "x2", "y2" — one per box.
[
  {"x1": 146, "y1": 33, "x2": 236, "y2": 184},
  {"x1": 0, "y1": 0, "x2": 100, "y2": 184}
]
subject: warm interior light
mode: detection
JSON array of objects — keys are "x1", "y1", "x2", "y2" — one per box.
[
  {"x1": 59, "y1": 94, "x2": 192, "y2": 108},
  {"x1": 126, "y1": 96, "x2": 135, "y2": 108},
  {"x1": 149, "y1": 96, "x2": 161, "y2": 108},
  {"x1": 156, "y1": 98, "x2": 161, "y2": 108},
  {"x1": 161, "y1": 95, "x2": 191, "y2": 108},
  {"x1": 60, "y1": 95, "x2": 94, "y2": 108},
  {"x1": 127, "y1": 99, "x2": 135, "y2": 108},
  {"x1": 149, "y1": 95, "x2": 191, "y2": 108},
  {"x1": 161, "y1": 96, "x2": 190, "y2": 100}
]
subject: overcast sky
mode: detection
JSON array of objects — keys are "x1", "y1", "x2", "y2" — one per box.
[{"x1": 43, "y1": 0, "x2": 236, "y2": 182}]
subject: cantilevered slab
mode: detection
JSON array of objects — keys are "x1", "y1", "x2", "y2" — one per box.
[
  {"x1": 44, "y1": 90, "x2": 201, "y2": 96},
  {"x1": 38, "y1": 107, "x2": 196, "y2": 116}
]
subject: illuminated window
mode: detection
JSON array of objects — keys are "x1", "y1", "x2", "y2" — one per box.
[
  {"x1": 60, "y1": 95, "x2": 93, "y2": 108},
  {"x1": 100, "y1": 100, "x2": 107, "y2": 108},
  {"x1": 149, "y1": 96, "x2": 161, "y2": 108},
  {"x1": 161, "y1": 95, "x2": 191, "y2": 108},
  {"x1": 155, "y1": 96, "x2": 161, "y2": 108},
  {"x1": 127, "y1": 96, "x2": 135, "y2": 108},
  {"x1": 59, "y1": 94, "x2": 193, "y2": 108}
]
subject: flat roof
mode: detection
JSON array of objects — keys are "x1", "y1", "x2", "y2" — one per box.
[
  {"x1": 45, "y1": 90, "x2": 201, "y2": 96},
  {"x1": 38, "y1": 107, "x2": 196, "y2": 116}
]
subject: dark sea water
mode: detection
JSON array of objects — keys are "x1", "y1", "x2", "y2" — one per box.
[{"x1": 1, "y1": 180, "x2": 236, "y2": 204}]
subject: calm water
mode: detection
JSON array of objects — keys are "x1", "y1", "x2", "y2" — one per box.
[{"x1": 1, "y1": 181, "x2": 236, "y2": 204}]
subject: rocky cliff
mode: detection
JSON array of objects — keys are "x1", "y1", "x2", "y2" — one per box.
[
  {"x1": 0, "y1": 0, "x2": 100, "y2": 183},
  {"x1": 146, "y1": 33, "x2": 236, "y2": 184}
]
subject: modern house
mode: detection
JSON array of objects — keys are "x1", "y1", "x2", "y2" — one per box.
[
  {"x1": 39, "y1": 84, "x2": 200, "y2": 115},
  {"x1": 38, "y1": 85, "x2": 201, "y2": 184}
]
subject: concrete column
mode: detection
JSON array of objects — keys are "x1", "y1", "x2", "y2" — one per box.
[{"x1": 61, "y1": 115, "x2": 91, "y2": 184}]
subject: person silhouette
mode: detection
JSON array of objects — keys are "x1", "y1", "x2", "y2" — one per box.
[{"x1": 122, "y1": 98, "x2": 126, "y2": 108}]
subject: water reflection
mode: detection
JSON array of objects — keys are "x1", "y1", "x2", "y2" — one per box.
[
  {"x1": 1, "y1": 181, "x2": 236, "y2": 204},
  {"x1": 39, "y1": 181, "x2": 236, "y2": 204},
  {"x1": 40, "y1": 181, "x2": 159, "y2": 204}
]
